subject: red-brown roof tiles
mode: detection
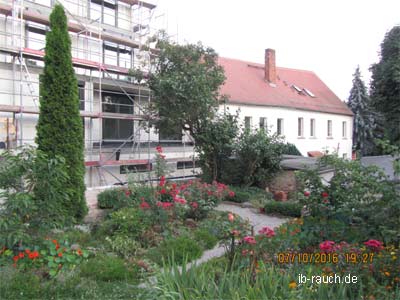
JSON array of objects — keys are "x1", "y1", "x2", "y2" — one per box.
[{"x1": 218, "y1": 57, "x2": 353, "y2": 116}]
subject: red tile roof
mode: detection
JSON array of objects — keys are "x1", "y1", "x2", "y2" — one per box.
[{"x1": 219, "y1": 57, "x2": 353, "y2": 116}]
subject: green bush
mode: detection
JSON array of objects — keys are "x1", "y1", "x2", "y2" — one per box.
[
  {"x1": 264, "y1": 201, "x2": 302, "y2": 217},
  {"x1": 229, "y1": 189, "x2": 251, "y2": 203},
  {"x1": 280, "y1": 142, "x2": 302, "y2": 156},
  {"x1": 80, "y1": 255, "x2": 139, "y2": 282},
  {"x1": 0, "y1": 147, "x2": 72, "y2": 248},
  {"x1": 148, "y1": 236, "x2": 203, "y2": 265},
  {"x1": 193, "y1": 229, "x2": 219, "y2": 250},
  {"x1": 105, "y1": 234, "x2": 142, "y2": 258},
  {"x1": 97, "y1": 188, "x2": 131, "y2": 210},
  {"x1": 297, "y1": 155, "x2": 400, "y2": 244},
  {"x1": 0, "y1": 267, "x2": 42, "y2": 299},
  {"x1": 99, "y1": 207, "x2": 151, "y2": 242}
]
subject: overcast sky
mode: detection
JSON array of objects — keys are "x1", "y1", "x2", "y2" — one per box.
[{"x1": 153, "y1": 0, "x2": 399, "y2": 101}]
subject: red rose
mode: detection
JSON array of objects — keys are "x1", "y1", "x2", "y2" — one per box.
[
  {"x1": 304, "y1": 191, "x2": 310, "y2": 197},
  {"x1": 321, "y1": 192, "x2": 329, "y2": 198}
]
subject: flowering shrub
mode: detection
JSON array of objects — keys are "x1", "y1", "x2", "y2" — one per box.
[
  {"x1": 296, "y1": 155, "x2": 399, "y2": 245},
  {"x1": 9, "y1": 239, "x2": 88, "y2": 277}
]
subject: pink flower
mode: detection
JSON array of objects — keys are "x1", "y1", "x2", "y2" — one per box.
[
  {"x1": 160, "y1": 188, "x2": 167, "y2": 195},
  {"x1": 231, "y1": 229, "x2": 240, "y2": 236},
  {"x1": 207, "y1": 190, "x2": 213, "y2": 196},
  {"x1": 156, "y1": 201, "x2": 174, "y2": 209},
  {"x1": 156, "y1": 145, "x2": 163, "y2": 153},
  {"x1": 159, "y1": 176, "x2": 166, "y2": 187},
  {"x1": 174, "y1": 197, "x2": 187, "y2": 204},
  {"x1": 243, "y1": 236, "x2": 256, "y2": 245},
  {"x1": 228, "y1": 213, "x2": 234, "y2": 222},
  {"x1": 321, "y1": 192, "x2": 329, "y2": 198},
  {"x1": 190, "y1": 202, "x2": 198, "y2": 209},
  {"x1": 258, "y1": 226, "x2": 275, "y2": 238},
  {"x1": 364, "y1": 239, "x2": 384, "y2": 252},
  {"x1": 125, "y1": 190, "x2": 131, "y2": 196},
  {"x1": 140, "y1": 201, "x2": 150, "y2": 209},
  {"x1": 228, "y1": 191, "x2": 235, "y2": 197},
  {"x1": 319, "y1": 240, "x2": 335, "y2": 253},
  {"x1": 304, "y1": 191, "x2": 310, "y2": 197}
]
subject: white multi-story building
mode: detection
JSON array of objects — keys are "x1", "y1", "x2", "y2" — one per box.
[
  {"x1": 219, "y1": 49, "x2": 353, "y2": 158},
  {"x1": 0, "y1": 0, "x2": 196, "y2": 187}
]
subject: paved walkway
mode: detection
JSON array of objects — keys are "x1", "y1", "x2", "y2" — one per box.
[{"x1": 187, "y1": 202, "x2": 288, "y2": 268}]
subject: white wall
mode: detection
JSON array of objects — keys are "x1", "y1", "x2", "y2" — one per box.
[{"x1": 221, "y1": 104, "x2": 353, "y2": 158}]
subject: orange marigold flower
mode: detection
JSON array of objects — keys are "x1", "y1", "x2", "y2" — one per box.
[
  {"x1": 52, "y1": 239, "x2": 58, "y2": 244},
  {"x1": 58, "y1": 252, "x2": 63, "y2": 257},
  {"x1": 18, "y1": 252, "x2": 24, "y2": 259},
  {"x1": 28, "y1": 253, "x2": 35, "y2": 259},
  {"x1": 13, "y1": 256, "x2": 19, "y2": 262},
  {"x1": 289, "y1": 281, "x2": 297, "y2": 289},
  {"x1": 77, "y1": 249, "x2": 83, "y2": 256}
]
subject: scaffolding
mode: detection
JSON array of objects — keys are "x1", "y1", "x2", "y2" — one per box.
[{"x1": 0, "y1": 0, "x2": 198, "y2": 187}]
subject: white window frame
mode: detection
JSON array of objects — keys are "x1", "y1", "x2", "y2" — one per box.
[
  {"x1": 277, "y1": 118, "x2": 284, "y2": 135},
  {"x1": 342, "y1": 121, "x2": 347, "y2": 139},
  {"x1": 298, "y1": 117, "x2": 304, "y2": 137},
  {"x1": 310, "y1": 118, "x2": 316, "y2": 137},
  {"x1": 327, "y1": 120, "x2": 333, "y2": 137}
]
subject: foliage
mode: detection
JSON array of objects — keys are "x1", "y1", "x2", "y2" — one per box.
[
  {"x1": 296, "y1": 155, "x2": 399, "y2": 244},
  {"x1": 147, "y1": 258, "x2": 382, "y2": 300},
  {"x1": 196, "y1": 113, "x2": 239, "y2": 182},
  {"x1": 370, "y1": 26, "x2": 400, "y2": 146},
  {"x1": 105, "y1": 234, "x2": 142, "y2": 258},
  {"x1": 264, "y1": 201, "x2": 302, "y2": 217},
  {"x1": 97, "y1": 188, "x2": 131, "y2": 210},
  {"x1": 193, "y1": 229, "x2": 219, "y2": 250},
  {"x1": 347, "y1": 66, "x2": 376, "y2": 156},
  {"x1": 7, "y1": 238, "x2": 88, "y2": 277},
  {"x1": 147, "y1": 236, "x2": 203, "y2": 265},
  {"x1": 148, "y1": 37, "x2": 226, "y2": 140},
  {"x1": 281, "y1": 142, "x2": 302, "y2": 156},
  {"x1": 35, "y1": 4, "x2": 87, "y2": 221},
  {"x1": 234, "y1": 129, "x2": 284, "y2": 187},
  {"x1": 80, "y1": 255, "x2": 139, "y2": 282},
  {"x1": 0, "y1": 148, "x2": 71, "y2": 248},
  {"x1": 102, "y1": 207, "x2": 151, "y2": 242}
]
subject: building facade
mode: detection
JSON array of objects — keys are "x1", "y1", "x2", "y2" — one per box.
[
  {"x1": 219, "y1": 49, "x2": 353, "y2": 158},
  {"x1": 0, "y1": 0, "x2": 195, "y2": 187}
]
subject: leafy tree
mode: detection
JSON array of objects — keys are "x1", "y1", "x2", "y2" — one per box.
[
  {"x1": 35, "y1": 4, "x2": 87, "y2": 221},
  {"x1": 370, "y1": 26, "x2": 400, "y2": 146},
  {"x1": 347, "y1": 66, "x2": 375, "y2": 156},
  {"x1": 148, "y1": 37, "x2": 226, "y2": 140},
  {"x1": 196, "y1": 113, "x2": 239, "y2": 182}
]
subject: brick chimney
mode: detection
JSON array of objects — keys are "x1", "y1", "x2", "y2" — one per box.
[{"x1": 265, "y1": 48, "x2": 276, "y2": 86}]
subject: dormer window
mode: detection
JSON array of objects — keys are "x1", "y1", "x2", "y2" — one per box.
[
  {"x1": 292, "y1": 84, "x2": 302, "y2": 93},
  {"x1": 303, "y1": 88, "x2": 316, "y2": 97}
]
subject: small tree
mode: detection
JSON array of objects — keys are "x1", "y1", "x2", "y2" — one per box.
[
  {"x1": 196, "y1": 113, "x2": 239, "y2": 182},
  {"x1": 347, "y1": 66, "x2": 375, "y2": 156},
  {"x1": 370, "y1": 26, "x2": 400, "y2": 146},
  {"x1": 35, "y1": 4, "x2": 87, "y2": 221},
  {"x1": 148, "y1": 37, "x2": 226, "y2": 141}
]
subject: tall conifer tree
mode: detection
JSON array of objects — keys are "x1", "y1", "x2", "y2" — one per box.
[
  {"x1": 35, "y1": 4, "x2": 87, "y2": 220},
  {"x1": 347, "y1": 66, "x2": 375, "y2": 156},
  {"x1": 370, "y1": 26, "x2": 400, "y2": 146}
]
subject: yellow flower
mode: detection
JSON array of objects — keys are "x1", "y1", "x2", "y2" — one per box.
[
  {"x1": 384, "y1": 271, "x2": 390, "y2": 277},
  {"x1": 392, "y1": 256, "x2": 397, "y2": 261},
  {"x1": 289, "y1": 281, "x2": 297, "y2": 289}
]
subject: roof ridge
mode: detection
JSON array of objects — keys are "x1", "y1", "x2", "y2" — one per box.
[{"x1": 219, "y1": 56, "x2": 315, "y2": 74}]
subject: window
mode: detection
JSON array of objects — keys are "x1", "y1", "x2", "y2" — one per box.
[
  {"x1": 277, "y1": 118, "x2": 284, "y2": 135},
  {"x1": 310, "y1": 119, "x2": 316, "y2": 137},
  {"x1": 26, "y1": 24, "x2": 46, "y2": 66},
  {"x1": 78, "y1": 83, "x2": 85, "y2": 110},
  {"x1": 120, "y1": 163, "x2": 151, "y2": 174},
  {"x1": 303, "y1": 88, "x2": 316, "y2": 97},
  {"x1": 90, "y1": 0, "x2": 116, "y2": 26},
  {"x1": 103, "y1": 42, "x2": 133, "y2": 80},
  {"x1": 342, "y1": 121, "x2": 347, "y2": 138},
  {"x1": 177, "y1": 161, "x2": 199, "y2": 169},
  {"x1": 102, "y1": 91, "x2": 134, "y2": 141},
  {"x1": 259, "y1": 117, "x2": 267, "y2": 131},
  {"x1": 244, "y1": 116, "x2": 252, "y2": 130},
  {"x1": 327, "y1": 120, "x2": 332, "y2": 137},
  {"x1": 298, "y1": 117, "x2": 304, "y2": 137}
]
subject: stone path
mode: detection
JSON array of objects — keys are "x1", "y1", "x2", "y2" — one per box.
[{"x1": 187, "y1": 202, "x2": 288, "y2": 269}]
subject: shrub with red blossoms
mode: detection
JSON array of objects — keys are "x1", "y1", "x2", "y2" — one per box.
[
  {"x1": 140, "y1": 201, "x2": 150, "y2": 209},
  {"x1": 243, "y1": 236, "x2": 257, "y2": 245},
  {"x1": 321, "y1": 192, "x2": 329, "y2": 198},
  {"x1": 364, "y1": 239, "x2": 384, "y2": 252},
  {"x1": 319, "y1": 240, "x2": 335, "y2": 253},
  {"x1": 258, "y1": 226, "x2": 275, "y2": 238}
]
